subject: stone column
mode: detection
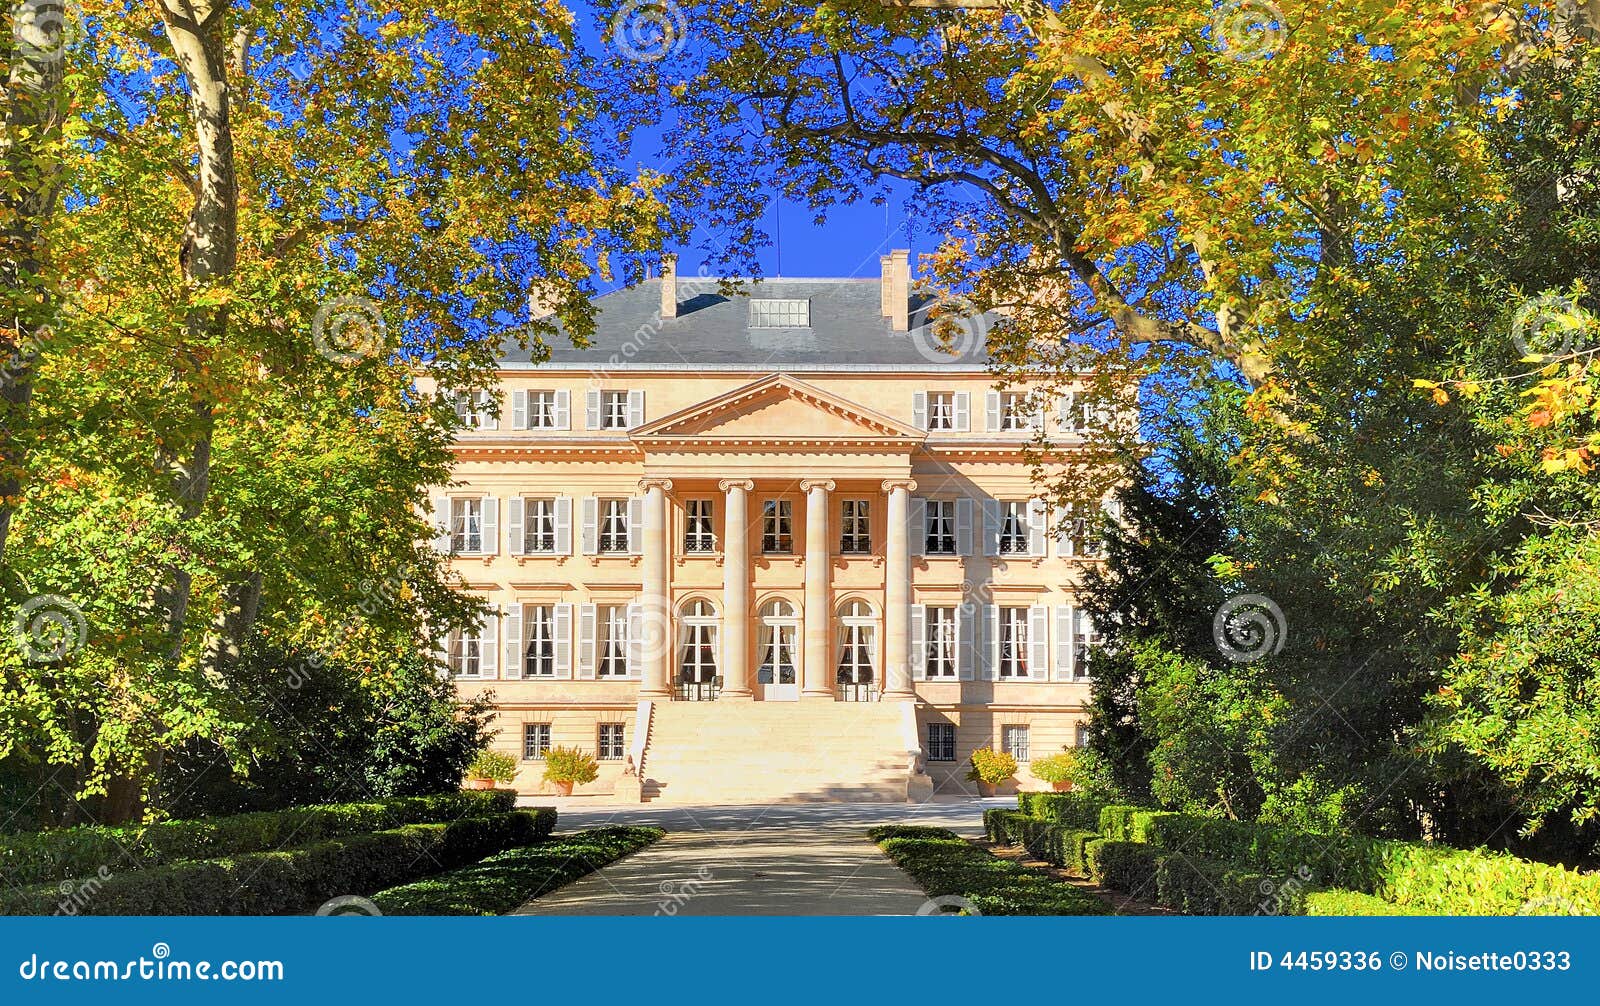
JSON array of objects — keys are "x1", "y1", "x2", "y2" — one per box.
[
  {"x1": 638, "y1": 478, "x2": 674, "y2": 699},
  {"x1": 882, "y1": 479, "x2": 918, "y2": 701},
  {"x1": 718, "y1": 479, "x2": 755, "y2": 700},
  {"x1": 800, "y1": 478, "x2": 836, "y2": 700}
]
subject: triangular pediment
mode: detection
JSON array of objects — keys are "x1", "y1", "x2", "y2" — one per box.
[{"x1": 632, "y1": 374, "x2": 924, "y2": 442}]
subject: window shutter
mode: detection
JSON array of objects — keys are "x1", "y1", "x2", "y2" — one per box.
[
  {"x1": 580, "y1": 498, "x2": 599, "y2": 555},
  {"x1": 1028, "y1": 605, "x2": 1049, "y2": 680},
  {"x1": 985, "y1": 390, "x2": 1002, "y2": 432},
  {"x1": 909, "y1": 497, "x2": 926, "y2": 558},
  {"x1": 956, "y1": 497, "x2": 975, "y2": 557},
  {"x1": 553, "y1": 603, "x2": 574, "y2": 678},
  {"x1": 626, "y1": 496, "x2": 645, "y2": 554},
  {"x1": 1028, "y1": 498, "x2": 1047, "y2": 558},
  {"x1": 984, "y1": 605, "x2": 1000, "y2": 681},
  {"x1": 958, "y1": 605, "x2": 978, "y2": 681},
  {"x1": 1031, "y1": 396, "x2": 1046, "y2": 431},
  {"x1": 507, "y1": 498, "x2": 525, "y2": 556},
  {"x1": 1076, "y1": 609, "x2": 1096, "y2": 679},
  {"x1": 912, "y1": 391, "x2": 928, "y2": 430},
  {"x1": 554, "y1": 497, "x2": 573, "y2": 555},
  {"x1": 553, "y1": 389, "x2": 571, "y2": 430},
  {"x1": 1055, "y1": 605, "x2": 1074, "y2": 681},
  {"x1": 480, "y1": 497, "x2": 499, "y2": 556},
  {"x1": 953, "y1": 392, "x2": 971, "y2": 432},
  {"x1": 585, "y1": 389, "x2": 602, "y2": 430},
  {"x1": 909, "y1": 604, "x2": 927, "y2": 680},
  {"x1": 981, "y1": 499, "x2": 1000, "y2": 557},
  {"x1": 1057, "y1": 391, "x2": 1076, "y2": 430},
  {"x1": 577, "y1": 603, "x2": 597, "y2": 679},
  {"x1": 429, "y1": 495, "x2": 450, "y2": 553},
  {"x1": 433, "y1": 631, "x2": 450, "y2": 677},
  {"x1": 626, "y1": 389, "x2": 645, "y2": 429},
  {"x1": 511, "y1": 390, "x2": 528, "y2": 430},
  {"x1": 478, "y1": 391, "x2": 498, "y2": 431},
  {"x1": 504, "y1": 604, "x2": 523, "y2": 679},
  {"x1": 480, "y1": 608, "x2": 500, "y2": 679},
  {"x1": 626, "y1": 603, "x2": 643, "y2": 678}
]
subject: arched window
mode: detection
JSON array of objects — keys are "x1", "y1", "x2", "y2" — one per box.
[
  {"x1": 677, "y1": 599, "x2": 719, "y2": 700},
  {"x1": 836, "y1": 599, "x2": 877, "y2": 701},
  {"x1": 758, "y1": 599, "x2": 800, "y2": 692}
]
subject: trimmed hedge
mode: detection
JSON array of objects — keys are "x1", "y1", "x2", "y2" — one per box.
[
  {"x1": 984, "y1": 810, "x2": 1099, "y2": 876},
  {"x1": 1086, "y1": 838, "x2": 1311, "y2": 916},
  {"x1": 2, "y1": 808, "x2": 555, "y2": 916},
  {"x1": 869, "y1": 825, "x2": 1111, "y2": 916},
  {"x1": 1305, "y1": 890, "x2": 1426, "y2": 916},
  {"x1": 1086, "y1": 839, "x2": 1158, "y2": 894},
  {"x1": 373, "y1": 826, "x2": 663, "y2": 915},
  {"x1": 1015, "y1": 792, "x2": 1107, "y2": 830},
  {"x1": 0, "y1": 790, "x2": 519, "y2": 887},
  {"x1": 1098, "y1": 805, "x2": 1158, "y2": 842}
]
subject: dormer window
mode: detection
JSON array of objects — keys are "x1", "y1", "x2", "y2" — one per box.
[{"x1": 749, "y1": 298, "x2": 811, "y2": 329}]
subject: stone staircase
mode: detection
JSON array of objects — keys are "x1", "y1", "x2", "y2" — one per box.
[{"x1": 638, "y1": 700, "x2": 924, "y2": 804}]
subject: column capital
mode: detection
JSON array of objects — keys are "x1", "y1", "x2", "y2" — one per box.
[
  {"x1": 718, "y1": 478, "x2": 755, "y2": 494},
  {"x1": 881, "y1": 478, "x2": 918, "y2": 494},
  {"x1": 799, "y1": 478, "x2": 836, "y2": 494},
  {"x1": 638, "y1": 477, "x2": 675, "y2": 494}
]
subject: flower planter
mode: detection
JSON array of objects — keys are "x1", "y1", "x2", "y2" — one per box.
[
  {"x1": 552, "y1": 780, "x2": 575, "y2": 797},
  {"x1": 463, "y1": 778, "x2": 495, "y2": 790},
  {"x1": 1051, "y1": 780, "x2": 1073, "y2": 792},
  {"x1": 977, "y1": 781, "x2": 997, "y2": 798}
]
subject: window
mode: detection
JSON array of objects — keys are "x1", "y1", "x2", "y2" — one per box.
[
  {"x1": 523, "y1": 605, "x2": 556, "y2": 677},
  {"x1": 1074, "y1": 611, "x2": 1102, "y2": 679},
  {"x1": 679, "y1": 598, "x2": 718, "y2": 689},
  {"x1": 1002, "y1": 724, "x2": 1031, "y2": 762},
  {"x1": 448, "y1": 626, "x2": 483, "y2": 678},
  {"x1": 599, "y1": 499, "x2": 630, "y2": 553},
  {"x1": 450, "y1": 498, "x2": 483, "y2": 554},
  {"x1": 685, "y1": 499, "x2": 716, "y2": 553},
  {"x1": 927, "y1": 723, "x2": 956, "y2": 762},
  {"x1": 597, "y1": 723, "x2": 625, "y2": 761},
  {"x1": 523, "y1": 723, "x2": 551, "y2": 759},
  {"x1": 453, "y1": 391, "x2": 495, "y2": 430},
  {"x1": 1075, "y1": 723, "x2": 1089, "y2": 748},
  {"x1": 748, "y1": 298, "x2": 811, "y2": 328},
  {"x1": 998, "y1": 607, "x2": 1030, "y2": 679},
  {"x1": 925, "y1": 607, "x2": 957, "y2": 678},
  {"x1": 998, "y1": 392, "x2": 1038, "y2": 432},
  {"x1": 522, "y1": 498, "x2": 557, "y2": 554},
  {"x1": 836, "y1": 600, "x2": 877, "y2": 697},
  {"x1": 527, "y1": 390, "x2": 560, "y2": 429},
  {"x1": 926, "y1": 392, "x2": 955, "y2": 431},
  {"x1": 596, "y1": 604, "x2": 629, "y2": 677},
  {"x1": 925, "y1": 500, "x2": 957, "y2": 555},
  {"x1": 998, "y1": 501, "x2": 1031, "y2": 555},
  {"x1": 840, "y1": 499, "x2": 871, "y2": 554},
  {"x1": 757, "y1": 599, "x2": 799, "y2": 687},
  {"x1": 599, "y1": 390, "x2": 630, "y2": 430},
  {"x1": 761, "y1": 499, "x2": 793, "y2": 553}
]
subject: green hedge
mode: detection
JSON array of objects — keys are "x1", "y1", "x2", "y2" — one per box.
[
  {"x1": 1086, "y1": 839, "x2": 1158, "y2": 894},
  {"x1": 0, "y1": 790, "x2": 519, "y2": 887},
  {"x1": 2, "y1": 808, "x2": 554, "y2": 916},
  {"x1": 868, "y1": 825, "x2": 1110, "y2": 916},
  {"x1": 1098, "y1": 805, "x2": 1158, "y2": 842},
  {"x1": 1015, "y1": 792, "x2": 1107, "y2": 830},
  {"x1": 1305, "y1": 890, "x2": 1426, "y2": 916},
  {"x1": 1087, "y1": 838, "x2": 1312, "y2": 916},
  {"x1": 373, "y1": 826, "x2": 663, "y2": 915},
  {"x1": 984, "y1": 810, "x2": 1099, "y2": 876}
]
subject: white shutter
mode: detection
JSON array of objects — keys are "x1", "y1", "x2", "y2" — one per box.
[
  {"x1": 626, "y1": 602, "x2": 643, "y2": 678},
  {"x1": 480, "y1": 608, "x2": 500, "y2": 679},
  {"x1": 984, "y1": 605, "x2": 1000, "y2": 681},
  {"x1": 626, "y1": 389, "x2": 645, "y2": 429},
  {"x1": 981, "y1": 499, "x2": 1000, "y2": 557},
  {"x1": 958, "y1": 605, "x2": 978, "y2": 681},
  {"x1": 627, "y1": 496, "x2": 645, "y2": 554},
  {"x1": 1028, "y1": 498, "x2": 1047, "y2": 558},
  {"x1": 1057, "y1": 391, "x2": 1075, "y2": 429},
  {"x1": 480, "y1": 497, "x2": 499, "y2": 556},
  {"x1": 909, "y1": 497, "x2": 926, "y2": 558},
  {"x1": 909, "y1": 604, "x2": 927, "y2": 680},
  {"x1": 953, "y1": 392, "x2": 971, "y2": 432},
  {"x1": 511, "y1": 390, "x2": 529, "y2": 430},
  {"x1": 577, "y1": 603, "x2": 597, "y2": 679},
  {"x1": 585, "y1": 389, "x2": 602, "y2": 429},
  {"x1": 912, "y1": 391, "x2": 928, "y2": 431},
  {"x1": 985, "y1": 390, "x2": 1002, "y2": 432},
  {"x1": 1056, "y1": 605, "x2": 1074, "y2": 681},
  {"x1": 553, "y1": 603, "x2": 574, "y2": 679},
  {"x1": 581, "y1": 497, "x2": 599, "y2": 554},
  {"x1": 507, "y1": 498, "x2": 525, "y2": 556},
  {"x1": 504, "y1": 604, "x2": 523, "y2": 679},
  {"x1": 478, "y1": 391, "x2": 498, "y2": 431},
  {"x1": 430, "y1": 495, "x2": 450, "y2": 553},
  {"x1": 1031, "y1": 396, "x2": 1046, "y2": 432},
  {"x1": 1076, "y1": 609, "x2": 1096, "y2": 679},
  {"x1": 1028, "y1": 605, "x2": 1049, "y2": 680},
  {"x1": 956, "y1": 497, "x2": 975, "y2": 557},
  {"x1": 553, "y1": 389, "x2": 571, "y2": 430},
  {"x1": 554, "y1": 497, "x2": 573, "y2": 555},
  {"x1": 433, "y1": 630, "x2": 450, "y2": 677}
]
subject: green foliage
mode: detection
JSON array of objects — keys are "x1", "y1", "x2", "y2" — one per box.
[
  {"x1": 1098, "y1": 805, "x2": 1158, "y2": 843},
  {"x1": 1026, "y1": 751, "x2": 1078, "y2": 785},
  {"x1": 1086, "y1": 840, "x2": 1158, "y2": 895},
  {"x1": 984, "y1": 810, "x2": 1100, "y2": 877},
  {"x1": 965, "y1": 747, "x2": 1018, "y2": 786},
  {"x1": 467, "y1": 750, "x2": 518, "y2": 785},
  {"x1": 541, "y1": 746, "x2": 599, "y2": 786},
  {"x1": 372, "y1": 826, "x2": 663, "y2": 916},
  {"x1": 1303, "y1": 891, "x2": 1426, "y2": 916},
  {"x1": 869, "y1": 826, "x2": 1110, "y2": 916},
  {"x1": 1016, "y1": 792, "x2": 1108, "y2": 831}
]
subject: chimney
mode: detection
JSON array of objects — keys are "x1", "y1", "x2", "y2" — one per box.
[
  {"x1": 881, "y1": 248, "x2": 910, "y2": 332},
  {"x1": 660, "y1": 254, "x2": 678, "y2": 319}
]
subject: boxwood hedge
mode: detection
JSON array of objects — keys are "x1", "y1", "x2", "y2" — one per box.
[
  {"x1": 869, "y1": 825, "x2": 1111, "y2": 916},
  {"x1": 984, "y1": 809, "x2": 1099, "y2": 876},
  {"x1": 1014, "y1": 793, "x2": 1107, "y2": 831}
]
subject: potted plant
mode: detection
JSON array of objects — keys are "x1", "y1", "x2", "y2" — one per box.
[
  {"x1": 542, "y1": 745, "x2": 599, "y2": 797},
  {"x1": 966, "y1": 747, "x2": 1018, "y2": 797},
  {"x1": 1030, "y1": 750, "x2": 1080, "y2": 792},
  {"x1": 464, "y1": 750, "x2": 517, "y2": 790}
]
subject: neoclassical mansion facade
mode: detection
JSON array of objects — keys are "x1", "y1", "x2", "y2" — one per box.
[{"x1": 430, "y1": 253, "x2": 1111, "y2": 802}]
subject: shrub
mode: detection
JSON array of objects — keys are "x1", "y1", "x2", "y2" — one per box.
[
  {"x1": 1305, "y1": 890, "x2": 1427, "y2": 916},
  {"x1": 984, "y1": 810, "x2": 1099, "y2": 876},
  {"x1": 1016, "y1": 792, "x2": 1107, "y2": 830},
  {"x1": 0, "y1": 809, "x2": 556, "y2": 916},
  {"x1": 542, "y1": 746, "x2": 599, "y2": 786},
  {"x1": 1098, "y1": 804, "x2": 1156, "y2": 842},
  {"x1": 0, "y1": 790, "x2": 519, "y2": 888},
  {"x1": 870, "y1": 826, "x2": 1110, "y2": 916},
  {"x1": 467, "y1": 750, "x2": 518, "y2": 784},
  {"x1": 966, "y1": 747, "x2": 1017, "y2": 786},
  {"x1": 1029, "y1": 752, "x2": 1079, "y2": 785},
  {"x1": 1087, "y1": 839, "x2": 1159, "y2": 894}
]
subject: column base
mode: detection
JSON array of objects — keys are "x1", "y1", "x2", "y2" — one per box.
[
  {"x1": 801, "y1": 689, "x2": 836, "y2": 701},
  {"x1": 882, "y1": 690, "x2": 917, "y2": 703},
  {"x1": 719, "y1": 688, "x2": 755, "y2": 701}
]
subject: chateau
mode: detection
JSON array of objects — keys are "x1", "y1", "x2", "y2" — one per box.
[{"x1": 432, "y1": 252, "x2": 1111, "y2": 802}]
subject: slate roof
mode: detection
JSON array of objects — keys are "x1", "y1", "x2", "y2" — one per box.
[{"x1": 500, "y1": 278, "x2": 993, "y2": 371}]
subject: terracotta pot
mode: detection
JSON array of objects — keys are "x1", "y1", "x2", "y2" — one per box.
[
  {"x1": 977, "y1": 781, "x2": 998, "y2": 798},
  {"x1": 463, "y1": 778, "x2": 495, "y2": 790},
  {"x1": 1052, "y1": 780, "x2": 1073, "y2": 792},
  {"x1": 552, "y1": 780, "x2": 575, "y2": 797}
]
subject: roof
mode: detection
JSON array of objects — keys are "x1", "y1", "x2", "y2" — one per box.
[{"x1": 499, "y1": 278, "x2": 995, "y2": 372}]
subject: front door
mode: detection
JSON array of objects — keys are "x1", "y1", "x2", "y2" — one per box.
[{"x1": 758, "y1": 623, "x2": 799, "y2": 701}]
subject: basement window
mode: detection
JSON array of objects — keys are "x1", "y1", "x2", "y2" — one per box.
[{"x1": 749, "y1": 298, "x2": 811, "y2": 329}]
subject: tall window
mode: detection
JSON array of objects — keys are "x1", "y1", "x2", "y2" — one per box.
[
  {"x1": 1075, "y1": 723, "x2": 1090, "y2": 748},
  {"x1": 597, "y1": 723, "x2": 625, "y2": 760},
  {"x1": 523, "y1": 723, "x2": 551, "y2": 759},
  {"x1": 840, "y1": 499, "x2": 871, "y2": 554},
  {"x1": 453, "y1": 391, "x2": 494, "y2": 429},
  {"x1": 597, "y1": 605, "x2": 629, "y2": 677},
  {"x1": 925, "y1": 500, "x2": 957, "y2": 555},
  {"x1": 1074, "y1": 611, "x2": 1102, "y2": 679},
  {"x1": 1002, "y1": 724, "x2": 1031, "y2": 762},
  {"x1": 761, "y1": 499, "x2": 793, "y2": 553},
  {"x1": 523, "y1": 498, "x2": 557, "y2": 554},
  {"x1": 927, "y1": 723, "x2": 956, "y2": 762},
  {"x1": 757, "y1": 599, "x2": 799, "y2": 686},
  {"x1": 527, "y1": 390, "x2": 560, "y2": 429},
  {"x1": 450, "y1": 498, "x2": 483, "y2": 554},
  {"x1": 998, "y1": 607, "x2": 1030, "y2": 679},
  {"x1": 998, "y1": 501, "x2": 1030, "y2": 555},
  {"x1": 836, "y1": 600, "x2": 877, "y2": 697},
  {"x1": 599, "y1": 390, "x2": 630, "y2": 429},
  {"x1": 678, "y1": 599, "x2": 718, "y2": 689},
  {"x1": 998, "y1": 392, "x2": 1037, "y2": 431},
  {"x1": 598, "y1": 499, "x2": 630, "y2": 553},
  {"x1": 448, "y1": 627, "x2": 483, "y2": 678},
  {"x1": 685, "y1": 499, "x2": 716, "y2": 553},
  {"x1": 523, "y1": 605, "x2": 555, "y2": 677},
  {"x1": 926, "y1": 392, "x2": 955, "y2": 430},
  {"x1": 925, "y1": 607, "x2": 957, "y2": 678}
]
